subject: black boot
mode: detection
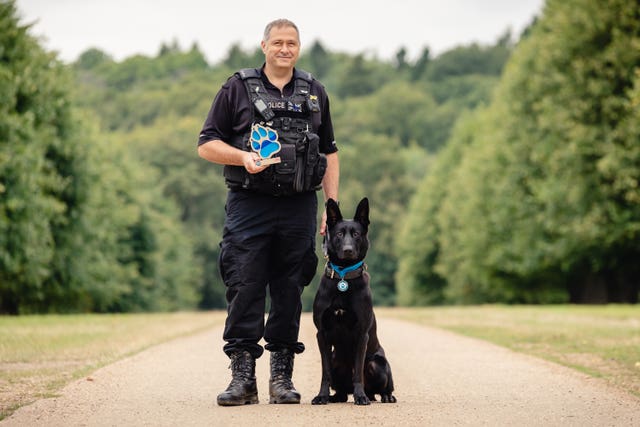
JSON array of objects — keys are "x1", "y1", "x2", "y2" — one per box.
[
  {"x1": 269, "y1": 349, "x2": 301, "y2": 404},
  {"x1": 217, "y1": 351, "x2": 259, "y2": 406}
]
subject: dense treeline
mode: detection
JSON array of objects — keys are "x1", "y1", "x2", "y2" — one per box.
[
  {"x1": 59, "y1": 13, "x2": 509, "y2": 312},
  {"x1": 396, "y1": 0, "x2": 640, "y2": 305},
  {"x1": 1, "y1": 0, "x2": 508, "y2": 312},
  {"x1": 2, "y1": 0, "x2": 637, "y2": 313},
  {"x1": 1, "y1": 1, "x2": 198, "y2": 313}
]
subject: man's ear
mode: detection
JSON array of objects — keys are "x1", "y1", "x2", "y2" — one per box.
[
  {"x1": 325, "y1": 198, "x2": 342, "y2": 228},
  {"x1": 354, "y1": 197, "x2": 369, "y2": 231}
]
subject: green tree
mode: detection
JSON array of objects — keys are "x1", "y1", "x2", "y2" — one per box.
[
  {"x1": 70, "y1": 127, "x2": 201, "y2": 313},
  {"x1": 334, "y1": 54, "x2": 392, "y2": 98},
  {"x1": 0, "y1": 1, "x2": 79, "y2": 312},
  {"x1": 425, "y1": 41, "x2": 511, "y2": 82},
  {"x1": 223, "y1": 42, "x2": 263, "y2": 70},
  {"x1": 395, "y1": 113, "x2": 477, "y2": 305},
  {"x1": 304, "y1": 40, "x2": 332, "y2": 79},
  {"x1": 75, "y1": 48, "x2": 113, "y2": 70},
  {"x1": 399, "y1": 0, "x2": 640, "y2": 304},
  {"x1": 394, "y1": 47, "x2": 409, "y2": 72},
  {"x1": 1, "y1": 2, "x2": 200, "y2": 313},
  {"x1": 410, "y1": 46, "x2": 431, "y2": 81},
  {"x1": 495, "y1": 0, "x2": 640, "y2": 302},
  {"x1": 324, "y1": 132, "x2": 428, "y2": 306},
  {"x1": 111, "y1": 116, "x2": 228, "y2": 309}
]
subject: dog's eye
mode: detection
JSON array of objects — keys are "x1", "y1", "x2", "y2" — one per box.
[
  {"x1": 352, "y1": 231, "x2": 360, "y2": 237},
  {"x1": 336, "y1": 231, "x2": 344, "y2": 237}
]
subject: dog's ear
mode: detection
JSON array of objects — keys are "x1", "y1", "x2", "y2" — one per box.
[
  {"x1": 354, "y1": 197, "x2": 370, "y2": 230},
  {"x1": 325, "y1": 198, "x2": 342, "y2": 228}
]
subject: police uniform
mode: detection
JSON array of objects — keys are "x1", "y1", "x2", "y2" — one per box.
[{"x1": 198, "y1": 66, "x2": 337, "y2": 360}]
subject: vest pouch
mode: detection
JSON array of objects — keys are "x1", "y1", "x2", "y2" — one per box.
[
  {"x1": 275, "y1": 143, "x2": 296, "y2": 174},
  {"x1": 303, "y1": 132, "x2": 326, "y2": 190},
  {"x1": 311, "y1": 153, "x2": 327, "y2": 189},
  {"x1": 265, "y1": 143, "x2": 294, "y2": 195},
  {"x1": 223, "y1": 165, "x2": 250, "y2": 189}
]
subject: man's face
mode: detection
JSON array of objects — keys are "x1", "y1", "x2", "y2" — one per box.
[{"x1": 261, "y1": 25, "x2": 300, "y2": 70}]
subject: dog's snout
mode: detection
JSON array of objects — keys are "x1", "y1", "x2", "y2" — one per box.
[{"x1": 341, "y1": 245, "x2": 355, "y2": 259}]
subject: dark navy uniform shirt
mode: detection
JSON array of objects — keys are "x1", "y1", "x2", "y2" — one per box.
[{"x1": 198, "y1": 66, "x2": 338, "y2": 156}]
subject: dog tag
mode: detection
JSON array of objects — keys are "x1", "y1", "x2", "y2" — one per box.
[{"x1": 337, "y1": 280, "x2": 349, "y2": 292}]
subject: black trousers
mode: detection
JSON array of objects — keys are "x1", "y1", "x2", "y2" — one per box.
[{"x1": 218, "y1": 190, "x2": 318, "y2": 358}]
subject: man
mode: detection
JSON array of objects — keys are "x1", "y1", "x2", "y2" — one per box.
[{"x1": 197, "y1": 19, "x2": 339, "y2": 406}]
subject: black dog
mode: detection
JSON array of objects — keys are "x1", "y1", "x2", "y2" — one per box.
[{"x1": 311, "y1": 198, "x2": 396, "y2": 405}]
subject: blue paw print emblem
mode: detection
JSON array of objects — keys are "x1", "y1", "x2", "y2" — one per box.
[{"x1": 250, "y1": 123, "x2": 281, "y2": 159}]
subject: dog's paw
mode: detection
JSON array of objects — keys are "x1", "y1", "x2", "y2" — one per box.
[
  {"x1": 353, "y1": 394, "x2": 371, "y2": 405},
  {"x1": 311, "y1": 395, "x2": 329, "y2": 405},
  {"x1": 381, "y1": 393, "x2": 397, "y2": 403}
]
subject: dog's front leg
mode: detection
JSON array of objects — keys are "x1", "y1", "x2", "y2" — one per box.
[
  {"x1": 352, "y1": 332, "x2": 371, "y2": 405},
  {"x1": 311, "y1": 331, "x2": 332, "y2": 405}
]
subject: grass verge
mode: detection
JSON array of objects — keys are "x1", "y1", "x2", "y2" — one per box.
[
  {"x1": 379, "y1": 305, "x2": 640, "y2": 398},
  {"x1": 0, "y1": 311, "x2": 225, "y2": 420}
]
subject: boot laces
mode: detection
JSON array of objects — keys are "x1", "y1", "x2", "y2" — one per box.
[
  {"x1": 229, "y1": 351, "x2": 253, "y2": 382},
  {"x1": 271, "y1": 352, "x2": 294, "y2": 387}
]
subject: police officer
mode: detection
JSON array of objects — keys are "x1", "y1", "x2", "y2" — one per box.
[{"x1": 197, "y1": 19, "x2": 339, "y2": 406}]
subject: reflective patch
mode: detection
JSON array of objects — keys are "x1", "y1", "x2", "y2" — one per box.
[{"x1": 267, "y1": 100, "x2": 286, "y2": 109}]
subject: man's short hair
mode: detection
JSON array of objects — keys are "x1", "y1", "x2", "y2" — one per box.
[{"x1": 263, "y1": 19, "x2": 300, "y2": 42}]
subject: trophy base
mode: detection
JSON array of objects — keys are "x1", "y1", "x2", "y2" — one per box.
[{"x1": 256, "y1": 157, "x2": 281, "y2": 166}]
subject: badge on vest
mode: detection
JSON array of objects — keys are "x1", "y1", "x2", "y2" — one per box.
[{"x1": 250, "y1": 123, "x2": 282, "y2": 166}]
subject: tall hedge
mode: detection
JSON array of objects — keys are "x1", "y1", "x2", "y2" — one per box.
[{"x1": 398, "y1": 0, "x2": 640, "y2": 304}]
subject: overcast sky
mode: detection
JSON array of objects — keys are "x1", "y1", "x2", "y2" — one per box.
[{"x1": 16, "y1": 0, "x2": 546, "y2": 64}]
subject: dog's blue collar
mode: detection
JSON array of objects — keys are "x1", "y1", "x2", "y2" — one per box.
[
  {"x1": 327, "y1": 261, "x2": 365, "y2": 292},
  {"x1": 329, "y1": 261, "x2": 364, "y2": 278}
]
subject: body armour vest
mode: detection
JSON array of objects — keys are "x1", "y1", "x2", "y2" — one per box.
[{"x1": 223, "y1": 68, "x2": 327, "y2": 196}]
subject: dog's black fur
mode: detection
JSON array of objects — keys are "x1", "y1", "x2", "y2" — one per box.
[{"x1": 311, "y1": 198, "x2": 396, "y2": 405}]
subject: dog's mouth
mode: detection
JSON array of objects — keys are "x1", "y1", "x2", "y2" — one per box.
[{"x1": 338, "y1": 249, "x2": 358, "y2": 260}]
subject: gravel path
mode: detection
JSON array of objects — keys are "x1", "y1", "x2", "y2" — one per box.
[{"x1": 2, "y1": 314, "x2": 639, "y2": 426}]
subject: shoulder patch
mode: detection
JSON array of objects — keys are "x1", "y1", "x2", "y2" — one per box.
[
  {"x1": 236, "y1": 68, "x2": 261, "y2": 80},
  {"x1": 294, "y1": 69, "x2": 314, "y2": 83}
]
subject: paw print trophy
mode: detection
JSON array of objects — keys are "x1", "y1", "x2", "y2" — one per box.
[{"x1": 250, "y1": 123, "x2": 282, "y2": 166}]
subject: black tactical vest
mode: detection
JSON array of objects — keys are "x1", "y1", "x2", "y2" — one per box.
[{"x1": 223, "y1": 68, "x2": 327, "y2": 196}]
